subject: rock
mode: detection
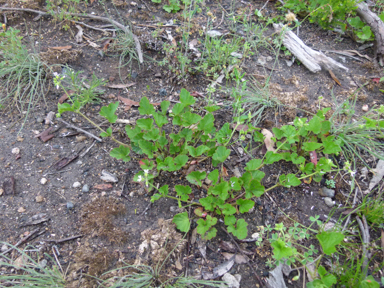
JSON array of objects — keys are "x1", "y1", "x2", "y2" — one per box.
[
  {"x1": 159, "y1": 88, "x2": 167, "y2": 97},
  {"x1": 318, "y1": 187, "x2": 335, "y2": 198},
  {"x1": 324, "y1": 197, "x2": 335, "y2": 207},
  {"x1": 221, "y1": 273, "x2": 241, "y2": 288},
  {"x1": 131, "y1": 71, "x2": 138, "y2": 79},
  {"x1": 73, "y1": 181, "x2": 81, "y2": 188},
  {"x1": 233, "y1": 167, "x2": 241, "y2": 178},
  {"x1": 36, "y1": 195, "x2": 44, "y2": 203},
  {"x1": 40, "y1": 178, "x2": 47, "y2": 185},
  {"x1": 18, "y1": 207, "x2": 26, "y2": 213},
  {"x1": 36, "y1": 117, "x2": 44, "y2": 123},
  {"x1": 100, "y1": 170, "x2": 118, "y2": 183},
  {"x1": 0, "y1": 188, "x2": 3, "y2": 196},
  {"x1": 38, "y1": 259, "x2": 47, "y2": 269},
  {"x1": 76, "y1": 135, "x2": 87, "y2": 142},
  {"x1": 66, "y1": 202, "x2": 74, "y2": 209},
  {"x1": 362, "y1": 104, "x2": 369, "y2": 112},
  {"x1": 129, "y1": 191, "x2": 135, "y2": 197},
  {"x1": 257, "y1": 55, "x2": 267, "y2": 65},
  {"x1": 205, "y1": 178, "x2": 212, "y2": 185},
  {"x1": 1, "y1": 244, "x2": 8, "y2": 252},
  {"x1": 231, "y1": 52, "x2": 243, "y2": 59},
  {"x1": 155, "y1": 72, "x2": 162, "y2": 78},
  {"x1": 207, "y1": 30, "x2": 222, "y2": 37},
  {"x1": 82, "y1": 184, "x2": 90, "y2": 193},
  {"x1": 130, "y1": 1, "x2": 137, "y2": 6},
  {"x1": 12, "y1": 147, "x2": 20, "y2": 154}
]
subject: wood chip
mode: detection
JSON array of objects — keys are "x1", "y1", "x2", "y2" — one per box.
[
  {"x1": 328, "y1": 69, "x2": 341, "y2": 86},
  {"x1": 49, "y1": 46, "x2": 72, "y2": 50},
  {"x1": 93, "y1": 183, "x2": 113, "y2": 190},
  {"x1": 108, "y1": 83, "x2": 136, "y2": 89}
]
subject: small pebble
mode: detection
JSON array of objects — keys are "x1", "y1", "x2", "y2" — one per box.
[
  {"x1": 11, "y1": 147, "x2": 20, "y2": 154},
  {"x1": 129, "y1": 191, "x2": 135, "y2": 197},
  {"x1": 66, "y1": 202, "x2": 74, "y2": 209},
  {"x1": 362, "y1": 104, "x2": 369, "y2": 112},
  {"x1": 159, "y1": 88, "x2": 167, "y2": 97},
  {"x1": 73, "y1": 182, "x2": 81, "y2": 188},
  {"x1": 18, "y1": 207, "x2": 26, "y2": 213},
  {"x1": 36, "y1": 117, "x2": 44, "y2": 123},
  {"x1": 82, "y1": 184, "x2": 90, "y2": 193},
  {"x1": 38, "y1": 259, "x2": 47, "y2": 269},
  {"x1": 1, "y1": 244, "x2": 8, "y2": 252},
  {"x1": 40, "y1": 178, "x2": 47, "y2": 185},
  {"x1": 76, "y1": 136, "x2": 87, "y2": 142},
  {"x1": 318, "y1": 187, "x2": 335, "y2": 198},
  {"x1": 131, "y1": 71, "x2": 138, "y2": 79},
  {"x1": 324, "y1": 197, "x2": 335, "y2": 207},
  {"x1": 52, "y1": 145, "x2": 61, "y2": 149},
  {"x1": 36, "y1": 195, "x2": 44, "y2": 203}
]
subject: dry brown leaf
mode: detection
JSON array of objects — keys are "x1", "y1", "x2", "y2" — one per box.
[
  {"x1": 221, "y1": 252, "x2": 249, "y2": 264},
  {"x1": 102, "y1": 39, "x2": 113, "y2": 52},
  {"x1": 261, "y1": 129, "x2": 275, "y2": 152},
  {"x1": 49, "y1": 46, "x2": 72, "y2": 50},
  {"x1": 118, "y1": 96, "x2": 139, "y2": 110},
  {"x1": 328, "y1": 69, "x2": 341, "y2": 86},
  {"x1": 231, "y1": 123, "x2": 248, "y2": 131},
  {"x1": 108, "y1": 83, "x2": 135, "y2": 89}
]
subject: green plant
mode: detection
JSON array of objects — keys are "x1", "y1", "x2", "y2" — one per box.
[
  {"x1": 325, "y1": 179, "x2": 336, "y2": 188},
  {"x1": 0, "y1": 242, "x2": 66, "y2": 287},
  {"x1": 329, "y1": 92, "x2": 384, "y2": 164},
  {"x1": 0, "y1": 27, "x2": 49, "y2": 128},
  {"x1": 109, "y1": 28, "x2": 140, "y2": 83},
  {"x1": 46, "y1": 0, "x2": 86, "y2": 30},
  {"x1": 359, "y1": 194, "x2": 384, "y2": 228},
  {"x1": 58, "y1": 68, "x2": 106, "y2": 106},
  {"x1": 195, "y1": 33, "x2": 253, "y2": 80},
  {"x1": 57, "y1": 87, "x2": 348, "y2": 241},
  {"x1": 283, "y1": 0, "x2": 358, "y2": 30},
  {"x1": 151, "y1": 0, "x2": 190, "y2": 13}
]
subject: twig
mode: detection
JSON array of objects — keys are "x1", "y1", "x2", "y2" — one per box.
[
  {"x1": 52, "y1": 246, "x2": 64, "y2": 274},
  {"x1": 43, "y1": 234, "x2": 83, "y2": 244},
  {"x1": 220, "y1": 227, "x2": 264, "y2": 287},
  {"x1": 356, "y1": 215, "x2": 370, "y2": 275},
  {"x1": 43, "y1": 168, "x2": 72, "y2": 176},
  {"x1": 1, "y1": 228, "x2": 40, "y2": 255},
  {"x1": 57, "y1": 118, "x2": 102, "y2": 142},
  {"x1": 0, "y1": 7, "x2": 143, "y2": 63},
  {"x1": 74, "y1": 21, "x2": 116, "y2": 32},
  {"x1": 259, "y1": 0, "x2": 270, "y2": 11},
  {"x1": 80, "y1": 140, "x2": 96, "y2": 158},
  {"x1": 140, "y1": 202, "x2": 152, "y2": 216},
  {"x1": 342, "y1": 187, "x2": 359, "y2": 231},
  {"x1": 137, "y1": 0, "x2": 152, "y2": 12}
]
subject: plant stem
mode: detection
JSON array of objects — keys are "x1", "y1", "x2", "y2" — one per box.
[{"x1": 77, "y1": 111, "x2": 130, "y2": 148}]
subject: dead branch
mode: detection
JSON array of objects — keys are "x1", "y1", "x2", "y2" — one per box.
[
  {"x1": 57, "y1": 118, "x2": 102, "y2": 142},
  {"x1": 1, "y1": 228, "x2": 41, "y2": 255},
  {"x1": 273, "y1": 23, "x2": 349, "y2": 73},
  {"x1": 0, "y1": 7, "x2": 143, "y2": 63},
  {"x1": 356, "y1": 2, "x2": 384, "y2": 65}
]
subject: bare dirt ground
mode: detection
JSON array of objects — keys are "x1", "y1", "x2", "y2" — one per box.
[{"x1": 0, "y1": 0, "x2": 384, "y2": 287}]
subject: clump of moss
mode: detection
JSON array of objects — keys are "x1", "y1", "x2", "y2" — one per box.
[{"x1": 80, "y1": 197, "x2": 128, "y2": 244}]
